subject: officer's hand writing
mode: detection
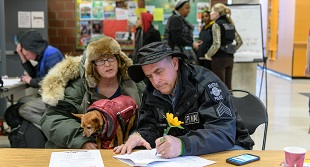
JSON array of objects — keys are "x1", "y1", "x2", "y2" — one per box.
[
  {"x1": 113, "y1": 132, "x2": 151, "y2": 154},
  {"x1": 155, "y1": 135, "x2": 182, "y2": 159},
  {"x1": 81, "y1": 142, "x2": 97, "y2": 149}
]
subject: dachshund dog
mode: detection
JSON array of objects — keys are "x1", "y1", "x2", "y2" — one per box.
[{"x1": 73, "y1": 95, "x2": 138, "y2": 149}]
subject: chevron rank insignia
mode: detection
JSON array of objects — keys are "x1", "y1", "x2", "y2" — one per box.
[{"x1": 216, "y1": 102, "x2": 232, "y2": 117}]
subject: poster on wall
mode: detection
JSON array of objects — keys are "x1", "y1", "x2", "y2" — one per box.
[
  {"x1": 18, "y1": 11, "x2": 31, "y2": 28},
  {"x1": 145, "y1": 5, "x2": 155, "y2": 14},
  {"x1": 103, "y1": 20, "x2": 134, "y2": 50},
  {"x1": 92, "y1": 20, "x2": 103, "y2": 35},
  {"x1": 103, "y1": 2, "x2": 116, "y2": 19},
  {"x1": 80, "y1": 20, "x2": 92, "y2": 46},
  {"x1": 126, "y1": 1, "x2": 137, "y2": 11},
  {"x1": 92, "y1": 1, "x2": 104, "y2": 19},
  {"x1": 31, "y1": 11, "x2": 45, "y2": 28},
  {"x1": 115, "y1": 32, "x2": 134, "y2": 41},
  {"x1": 103, "y1": 20, "x2": 127, "y2": 39},
  {"x1": 80, "y1": 2, "x2": 92, "y2": 19},
  {"x1": 196, "y1": 2, "x2": 210, "y2": 23},
  {"x1": 127, "y1": 10, "x2": 137, "y2": 26},
  {"x1": 115, "y1": 8, "x2": 128, "y2": 20},
  {"x1": 126, "y1": 1, "x2": 137, "y2": 25}
]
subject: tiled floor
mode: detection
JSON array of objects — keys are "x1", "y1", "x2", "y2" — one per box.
[
  {"x1": 252, "y1": 68, "x2": 310, "y2": 150},
  {"x1": 0, "y1": 67, "x2": 310, "y2": 150}
]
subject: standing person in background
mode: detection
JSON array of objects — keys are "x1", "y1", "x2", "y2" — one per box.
[
  {"x1": 194, "y1": 10, "x2": 214, "y2": 70},
  {"x1": 164, "y1": 0, "x2": 201, "y2": 64},
  {"x1": 133, "y1": 12, "x2": 161, "y2": 64},
  {"x1": 205, "y1": 3, "x2": 243, "y2": 90},
  {"x1": 304, "y1": 32, "x2": 310, "y2": 134},
  {"x1": 15, "y1": 30, "x2": 63, "y2": 128}
]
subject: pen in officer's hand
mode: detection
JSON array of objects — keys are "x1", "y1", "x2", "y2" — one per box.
[{"x1": 155, "y1": 136, "x2": 166, "y2": 155}]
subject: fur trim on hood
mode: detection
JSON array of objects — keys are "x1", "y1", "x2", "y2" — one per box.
[
  {"x1": 40, "y1": 56, "x2": 82, "y2": 106},
  {"x1": 41, "y1": 37, "x2": 133, "y2": 106},
  {"x1": 85, "y1": 36, "x2": 132, "y2": 88}
]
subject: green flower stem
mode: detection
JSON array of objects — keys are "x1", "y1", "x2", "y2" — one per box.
[
  {"x1": 161, "y1": 127, "x2": 171, "y2": 142},
  {"x1": 164, "y1": 127, "x2": 171, "y2": 135}
]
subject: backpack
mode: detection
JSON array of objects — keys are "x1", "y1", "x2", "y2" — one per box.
[
  {"x1": 8, "y1": 120, "x2": 47, "y2": 148},
  {"x1": 4, "y1": 102, "x2": 24, "y2": 130},
  {"x1": 4, "y1": 103, "x2": 47, "y2": 148}
]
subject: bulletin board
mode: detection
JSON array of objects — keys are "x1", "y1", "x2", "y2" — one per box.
[
  {"x1": 75, "y1": 0, "x2": 211, "y2": 50},
  {"x1": 145, "y1": 0, "x2": 211, "y2": 37},
  {"x1": 76, "y1": 0, "x2": 138, "y2": 50}
]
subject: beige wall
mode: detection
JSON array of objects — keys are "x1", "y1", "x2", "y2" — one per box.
[
  {"x1": 267, "y1": 0, "x2": 295, "y2": 76},
  {"x1": 265, "y1": 0, "x2": 310, "y2": 77},
  {"x1": 292, "y1": 0, "x2": 310, "y2": 77}
]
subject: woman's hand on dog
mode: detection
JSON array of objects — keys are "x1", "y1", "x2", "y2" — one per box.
[
  {"x1": 81, "y1": 142, "x2": 97, "y2": 149},
  {"x1": 113, "y1": 133, "x2": 151, "y2": 154}
]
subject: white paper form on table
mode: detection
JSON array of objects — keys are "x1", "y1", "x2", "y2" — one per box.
[
  {"x1": 2, "y1": 78, "x2": 22, "y2": 86},
  {"x1": 113, "y1": 149, "x2": 216, "y2": 167},
  {"x1": 49, "y1": 150, "x2": 104, "y2": 167}
]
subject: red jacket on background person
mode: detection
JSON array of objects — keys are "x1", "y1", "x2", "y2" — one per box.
[{"x1": 133, "y1": 12, "x2": 161, "y2": 64}]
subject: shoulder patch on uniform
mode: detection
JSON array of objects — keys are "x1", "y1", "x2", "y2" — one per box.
[
  {"x1": 216, "y1": 102, "x2": 232, "y2": 117},
  {"x1": 207, "y1": 82, "x2": 224, "y2": 102}
]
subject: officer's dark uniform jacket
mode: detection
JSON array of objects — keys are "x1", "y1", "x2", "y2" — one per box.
[{"x1": 136, "y1": 61, "x2": 254, "y2": 156}]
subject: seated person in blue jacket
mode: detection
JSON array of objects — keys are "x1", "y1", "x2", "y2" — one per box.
[
  {"x1": 15, "y1": 30, "x2": 63, "y2": 128},
  {"x1": 114, "y1": 42, "x2": 254, "y2": 158}
]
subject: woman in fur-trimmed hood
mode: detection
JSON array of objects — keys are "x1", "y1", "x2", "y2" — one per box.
[{"x1": 39, "y1": 36, "x2": 145, "y2": 149}]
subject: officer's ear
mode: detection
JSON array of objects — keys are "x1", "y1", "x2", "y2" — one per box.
[{"x1": 172, "y1": 57, "x2": 179, "y2": 70}]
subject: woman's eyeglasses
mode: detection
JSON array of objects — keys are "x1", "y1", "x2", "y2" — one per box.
[{"x1": 93, "y1": 56, "x2": 117, "y2": 66}]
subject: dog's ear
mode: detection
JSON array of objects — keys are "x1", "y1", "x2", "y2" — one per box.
[
  {"x1": 92, "y1": 117, "x2": 99, "y2": 123},
  {"x1": 72, "y1": 113, "x2": 84, "y2": 119},
  {"x1": 92, "y1": 117, "x2": 102, "y2": 129}
]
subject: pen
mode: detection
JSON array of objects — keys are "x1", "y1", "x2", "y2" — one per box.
[{"x1": 155, "y1": 136, "x2": 166, "y2": 155}]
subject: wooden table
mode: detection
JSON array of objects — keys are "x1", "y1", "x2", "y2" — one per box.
[{"x1": 0, "y1": 149, "x2": 309, "y2": 167}]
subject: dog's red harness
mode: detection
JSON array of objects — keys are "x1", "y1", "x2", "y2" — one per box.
[{"x1": 86, "y1": 95, "x2": 138, "y2": 148}]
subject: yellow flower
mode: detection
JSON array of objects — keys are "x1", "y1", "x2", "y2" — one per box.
[
  {"x1": 166, "y1": 113, "x2": 184, "y2": 127},
  {"x1": 161, "y1": 113, "x2": 184, "y2": 142}
]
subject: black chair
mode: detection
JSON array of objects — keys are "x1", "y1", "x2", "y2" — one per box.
[{"x1": 230, "y1": 89, "x2": 268, "y2": 150}]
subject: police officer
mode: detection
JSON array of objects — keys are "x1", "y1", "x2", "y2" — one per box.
[
  {"x1": 205, "y1": 3, "x2": 243, "y2": 90},
  {"x1": 113, "y1": 42, "x2": 254, "y2": 159}
]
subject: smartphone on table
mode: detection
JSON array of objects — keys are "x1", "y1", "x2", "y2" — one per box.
[{"x1": 226, "y1": 153, "x2": 260, "y2": 166}]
